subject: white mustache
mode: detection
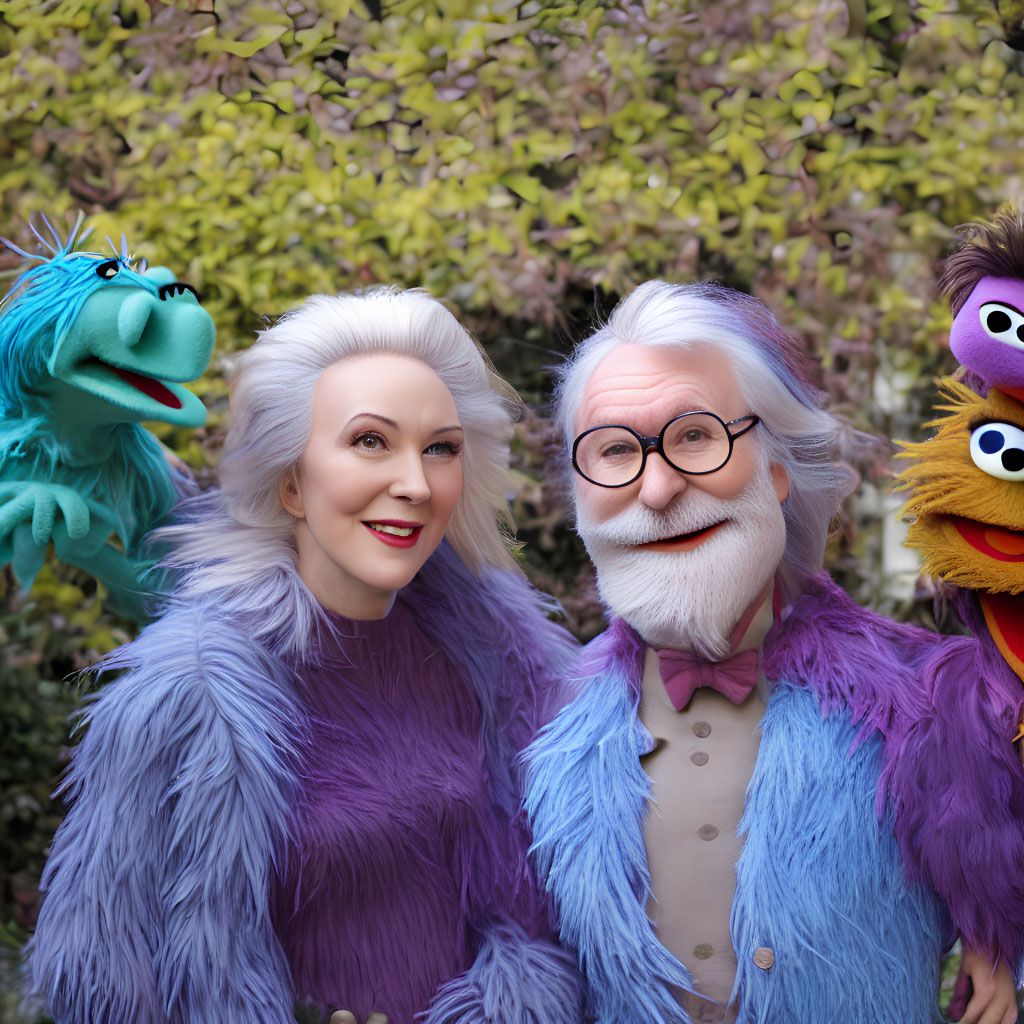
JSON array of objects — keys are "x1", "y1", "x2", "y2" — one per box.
[{"x1": 579, "y1": 488, "x2": 745, "y2": 551}]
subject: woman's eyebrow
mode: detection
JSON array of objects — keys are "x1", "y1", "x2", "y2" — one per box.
[
  {"x1": 345, "y1": 413, "x2": 464, "y2": 436},
  {"x1": 344, "y1": 412, "x2": 398, "y2": 429}
]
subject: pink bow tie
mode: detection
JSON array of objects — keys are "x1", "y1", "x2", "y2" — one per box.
[{"x1": 656, "y1": 648, "x2": 760, "y2": 711}]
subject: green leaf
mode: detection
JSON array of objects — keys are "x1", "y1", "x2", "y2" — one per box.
[{"x1": 499, "y1": 172, "x2": 540, "y2": 203}]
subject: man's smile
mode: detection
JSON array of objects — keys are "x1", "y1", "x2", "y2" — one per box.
[{"x1": 637, "y1": 520, "x2": 729, "y2": 551}]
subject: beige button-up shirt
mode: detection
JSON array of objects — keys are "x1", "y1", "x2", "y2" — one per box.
[{"x1": 638, "y1": 599, "x2": 771, "y2": 1024}]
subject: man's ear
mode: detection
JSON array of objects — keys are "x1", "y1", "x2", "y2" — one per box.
[
  {"x1": 770, "y1": 462, "x2": 790, "y2": 502},
  {"x1": 278, "y1": 468, "x2": 305, "y2": 518}
]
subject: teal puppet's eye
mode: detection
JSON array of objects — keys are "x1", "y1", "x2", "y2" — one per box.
[
  {"x1": 95, "y1": 259, "x2": 119, "y2": 280},
  {"x1": 970, "y1": 421, "x2": 1024, "y2": 481}
]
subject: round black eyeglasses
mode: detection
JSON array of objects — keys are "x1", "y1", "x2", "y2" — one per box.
[{"x1": 572, "y1": 411, "x2": 760, "y2": 488}]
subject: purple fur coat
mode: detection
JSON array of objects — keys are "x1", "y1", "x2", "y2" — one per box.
[{"x1": 884, "y1": 588, "x2": 1024, "y2": 970}]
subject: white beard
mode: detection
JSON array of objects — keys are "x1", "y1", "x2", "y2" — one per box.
[{"x1": 577, "y1": 463, "x2": 787, "y2": 659}]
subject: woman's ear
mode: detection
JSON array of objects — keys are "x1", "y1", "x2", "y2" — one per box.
[
  {"x1": 278, "y1": 468, "x2": 305, "y2": 518},
  {"x1": 770, "y1": 462, "x2": 790, "y2": 503}
]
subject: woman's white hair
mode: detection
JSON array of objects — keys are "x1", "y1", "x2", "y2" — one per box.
[
  {"x1": 158, "y1": 289, "x2": 519, "y2": 617},
  {"x1": 556, "y1": 280, "x2": 852, "y2": 591}
]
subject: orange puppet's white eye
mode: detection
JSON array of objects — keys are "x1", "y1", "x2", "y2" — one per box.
[
  {"x1": 970, "y1": 421, "x2": 1024, "y2": 481},
  {"x1": 979, "y1": 303, "x2": 1024, "y2": 351}
]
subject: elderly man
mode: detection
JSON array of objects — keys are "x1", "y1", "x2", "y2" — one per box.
[{"x1": 523, "y1": 281, "x2": 1014, "y2": 1024}]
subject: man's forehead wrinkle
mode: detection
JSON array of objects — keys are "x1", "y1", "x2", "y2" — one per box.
[{"x1": 578, "y1": 373, "x2": 725, "y2": 434}]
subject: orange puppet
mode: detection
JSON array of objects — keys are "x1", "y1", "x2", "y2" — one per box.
[{"x1": 899, "y1": 380, "x2": 1024, "y2": 684}]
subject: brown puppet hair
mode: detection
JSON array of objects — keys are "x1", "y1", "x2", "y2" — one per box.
[{"x1": 939, "y1": 207, "x2": 1024, "y2": 316}]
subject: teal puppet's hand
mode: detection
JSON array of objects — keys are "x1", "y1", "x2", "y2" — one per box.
[
  {"x1": 0, "y1": 480, "x2": 92, "y2": 550},
  {"x1": 0, "y1": 482, "x2": 118, "y2": 587},
  {"x1": 0, "y1": 485, "x2": 151, "y2": 619}
]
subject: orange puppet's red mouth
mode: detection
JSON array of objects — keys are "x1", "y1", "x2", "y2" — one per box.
[
  {"x1": 639, "y1": 521, "x2": 727, "y2": 552},
  {"x1": 952, "y1": 516, "x2": 1024, "y2": 562}
]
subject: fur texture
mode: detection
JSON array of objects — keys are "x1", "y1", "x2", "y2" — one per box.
[
  {"x1": 26, "y1": 534, "x2": 582, "y2": 1024},
  {"x1": 896, "y1": 379, "x2": 1024, "y2": 593},
  {"x1": 524, "y1": 575, "x2": 952, "y2": 1023},
  {"x1": 893, "y1": 377, "x2": 1024, "y2": 966},
  {"x1": 765, "y1": 575, "x2": 1024, "y2": 972},
  {"x1": 524, "y1": 619, "x2": 697, "y2": 1024},
  {"x1": 0, "y1": 218, "x2": 212, "y2": 616},
  {"x1": 938, "y1": 207, "x2": 1024, "y2": 318},
  {"x1": 731, "y1": 684, "x2": 948, "y2": 1024},
  {"x1": 885, "y1": 589, "x2": 1024, "y2": 968},
  {"x1": 761, "y1": 572, "x2": 939, "y2": 746},
  {"x1": 25, "y1": 605, "x2": 301, "y2": 1022},
  {"x1": 421, "y1": 922, "x2": 583, "y2": 1024}
]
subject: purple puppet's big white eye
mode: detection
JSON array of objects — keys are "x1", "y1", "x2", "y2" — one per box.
[{"x1": 979, "y1": 302, "x2": 1024, "y2": 350}]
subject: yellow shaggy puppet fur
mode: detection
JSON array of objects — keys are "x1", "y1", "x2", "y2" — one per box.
[{"x1": 896, "y1": 378, "x2": 1024, "y2": 594}]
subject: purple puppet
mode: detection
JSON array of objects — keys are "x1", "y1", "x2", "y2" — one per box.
[
  {"x1": 945, "y1": 208, "x2": 1024, "y2": 401},
  {"x1": 25, "y1": 289, "x2": 583, "y2": 1024}
]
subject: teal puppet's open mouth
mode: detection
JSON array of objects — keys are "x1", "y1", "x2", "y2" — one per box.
[
  {"x1": 61, "y1": 356, "x2": 205, "y2": 426},
  {"x1": 107, "y1": 364, "x2": 182, "y2": 409}
]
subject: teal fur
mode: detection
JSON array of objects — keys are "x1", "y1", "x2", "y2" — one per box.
[
  {"x1": 0, "y1": 216, "x2": 214, "y2": 618},
  {"x1": 0, "y1": 219, "x2": 158, "y2": 415}
]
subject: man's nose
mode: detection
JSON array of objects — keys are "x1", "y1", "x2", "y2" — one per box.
[
  {"x1": 636, "y1": 452, "x2": 688, "y2": 510},
  {"x1": 388, "y1": 453, "x2": 431, "y2": 504}
]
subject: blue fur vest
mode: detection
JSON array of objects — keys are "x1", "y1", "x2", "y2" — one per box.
[{"x1": 523, "y1": 599, "x2": 953, "y2": 1024}]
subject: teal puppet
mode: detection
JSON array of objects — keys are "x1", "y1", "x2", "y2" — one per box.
[{"x1": 0, "y1": 215, "x2": 215, "y2": 620}]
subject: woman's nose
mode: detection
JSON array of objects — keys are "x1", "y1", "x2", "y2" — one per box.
[{"x1": 388, "y1": 452, "x2": 431, "y2": 503}]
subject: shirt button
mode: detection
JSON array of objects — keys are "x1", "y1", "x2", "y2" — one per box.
[
  {"x1": 691, "y1": 751, "x2": 709, "y2": 766},
  {"x1": 753, "y1": 947, "x2": 775, "y2": 970},
  {"x1": 692, "y1": 721, "x2": 711, "y2": 738},
  {"x1": 698, "y1": 823, "x2": 719, "y2": 841}
]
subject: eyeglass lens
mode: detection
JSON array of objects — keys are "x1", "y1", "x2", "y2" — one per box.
[{"x1": 575, "y1": 412, "x2": 733, "y2": 486}]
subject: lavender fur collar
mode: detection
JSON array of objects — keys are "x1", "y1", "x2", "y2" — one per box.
[{"x1": 593, "y1": 572, "x2": 940, "y2": 741}]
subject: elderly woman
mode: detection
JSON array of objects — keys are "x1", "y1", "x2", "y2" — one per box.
[{"x1": 26, "y1": 290, "x2": 581, "y2": 1024}]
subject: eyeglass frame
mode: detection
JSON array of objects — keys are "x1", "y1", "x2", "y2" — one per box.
[{"x1": 571, "y1": 410, "x2": 761, "y2": 488}]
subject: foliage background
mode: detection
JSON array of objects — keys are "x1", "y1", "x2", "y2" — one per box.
[{"x1": 2, "y1": 0, "x2": 1023, "y2": 1011}]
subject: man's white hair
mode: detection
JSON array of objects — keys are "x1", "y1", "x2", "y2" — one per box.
[
  {"x1": 161, "y1": 289, "x2": 519, "y2": 612},
  {"x1": 556, "y1": 280, "x2": 851, "y2": 592}
]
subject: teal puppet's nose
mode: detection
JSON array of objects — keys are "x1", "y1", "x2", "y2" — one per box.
[{"x1": 117, "y1": 289, "x2": 153, "y2": 350}]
